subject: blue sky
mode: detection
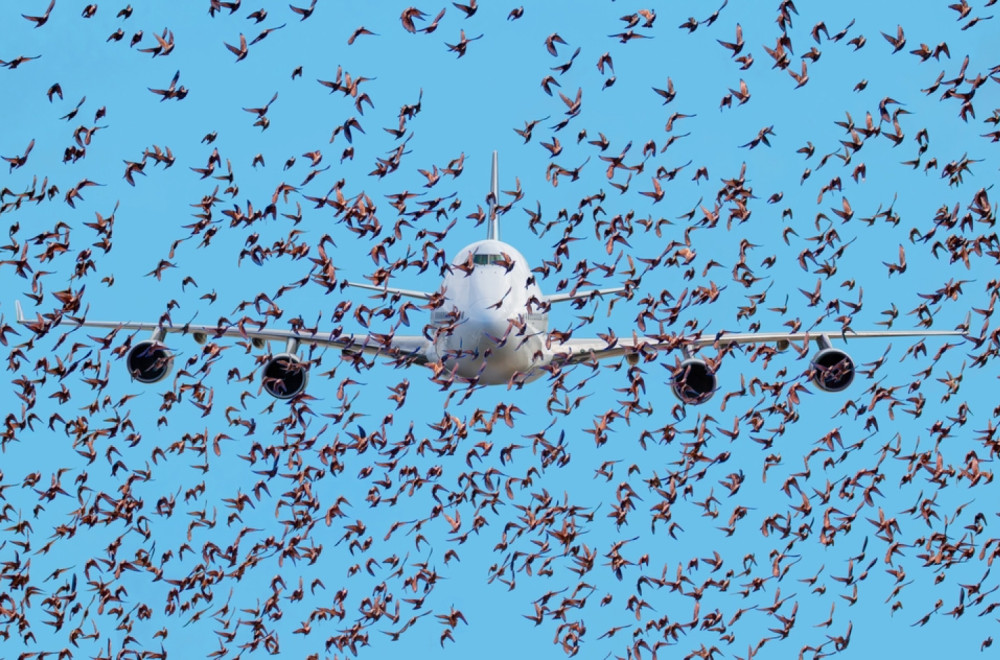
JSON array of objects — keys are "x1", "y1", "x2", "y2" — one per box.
[{"x1": 2, "y1": 1, "x2": 999, "y2": 658}]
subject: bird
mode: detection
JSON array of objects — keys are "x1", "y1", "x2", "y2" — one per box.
[
  {"x1": 881, "y1": 24, "x2": 906, "y2": 52},
  {"x1": 544, "y1": 33, "x2": 566, "y2": 56},
  {"x1": 3, "y1": 139, "x2": 35, "y2": 172},
  {"x1": 347, "y1": 26, "x2": 378, "y2": 45},
  {"x1": 22, "y1": 0, "x2": 56, "y2": 28},
  {"x1": 453, "y1": 0, "x2": 478, "y2": 18},
  {"x1": 224, "y1": 33, "x2": 249, "y2": 61},
  {"x1": 0, "y1": 54, "x2": 41, "y2": 69},
  {"x1": 148, "y1": 70, "x2": 188, "y2": 100},
  {"x1": 137, "y1": 28, "x2": 175, "y2": 56},
  {"x1": 445, "y1": 30, "x2": 483, "y2": 57},
  {"x1": 400, "y1": 7, "x2": 427, "y2": 32},
  {"x1": 652, "y1": 78, "x2": 676, "y2": 104},
  {"x1": 289, "y1": 0, "x2": 317, "y2": 20},
  {"x1": 717, "y1": 23, "x2": 744, "y2": 55}
]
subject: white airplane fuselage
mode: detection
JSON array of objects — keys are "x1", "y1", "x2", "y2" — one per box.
[{"x1": 427, "y1": 238, "x2": 550, "y2": 385}]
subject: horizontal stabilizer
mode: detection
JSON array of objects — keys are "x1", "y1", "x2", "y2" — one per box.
[
  {"x1": 343, "y1": 281, "x2": 435, "y2": 301},
  {"x1": 545, "y1": 287, "x2": 626, "y2": 305}
]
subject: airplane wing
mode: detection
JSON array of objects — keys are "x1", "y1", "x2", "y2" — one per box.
[
  {"x1": 14, "y1": 300, "x2": 431, "y2": 364},
  {"x1": 550, "y1": 327, "x2": 969, "y2": 366}
]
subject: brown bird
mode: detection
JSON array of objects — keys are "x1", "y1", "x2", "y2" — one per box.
[
  {"x1": 445, "y1": 29, "x2": 483, "y2": 57},
  {"x1": 540, "y1": 136, "x2": 562, "y2": 157},
  {"x1": 608, "y1": 29, "x2": 650, "y2": 43},
  {"x1": 419, "y1": 7, "x2": 447, "y2": 33},
  {"x1": 289, "y1": 0, "x2": 317, "y2": 20},
  {"x1": 881, "y1": 24, "x2": 906, "y2": 52},
  {"x1": 224, "y1": 33, "x2": 249, "y2": 61},
  {"x1": 0, "y1": 54, "x2": 41, "y2": 69},
  {"x1": 717, "y1": 22, "x2": 744, "y2": 55},
  {"x1": 788, "y1": 60, "x2": 809, "y2": 87},
  {"x1": 148, "y1": 70, "x2": 188, "y2": 101},
  {"x1": 513, "y1": 116, "x2": 549, "y2": 143},
  {"x1": 138, "y1": 28, "x2": 175, "y2": 56},
  {"x1": 545, "y1": 32, "x2": 566, "y2": 56},
  {"x1": 452, "y1": 0, "x2": 477, "y2": 18},
  {"x1": 243, "y1": 91, "x2": 278, "y2": 117},
  {"x1": 347, "y1": 26, "x2": 378, "y2": 44},
  {"x1": 250, "y1": 23, "x2": 286, "y2": 45},
  {"x1": 3, "y1": 139, "x2": 35, "y2": 172},
  {"x1": 639, "y1": 177, "x2": 665, "y2": 203},
  {"x1": 652, "y1": 77, "x2": 676, "y2": 104},
  {"x1": 400, "y1": 7, "x2": 427, "y2": 32},
  {"x1": 22, "y1": 0, "x2": 56, "y2": 27},
  {"x1": 883, "y1": 244, "x2": 907, "y2": 275}
]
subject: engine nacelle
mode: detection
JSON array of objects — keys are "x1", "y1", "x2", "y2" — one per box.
[
  {"x1": 809, "y1": 347, "x2": 855, "y2": 393},
  {"x1": 670, "y1": 357, "x2": 717, "y2": 405},
  {"x1": 126, "y1": 340, "x2": 174, "y2": 384},
  {"x1": 261, "y1": 352, "x2": 309, "y2": 400}
]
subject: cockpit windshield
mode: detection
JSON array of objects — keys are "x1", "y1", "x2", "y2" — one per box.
[{"x1": 472, "y1": 254, "x2": 504, "y2": 266}]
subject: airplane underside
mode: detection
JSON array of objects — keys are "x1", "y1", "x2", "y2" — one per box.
[{"x1": 431, "y1": 314, "x2": 550, "y2": 385}]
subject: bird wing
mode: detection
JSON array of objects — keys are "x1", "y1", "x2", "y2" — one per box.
[
  {"x1": 14, "y1": 300, "x2": 431, "y2": 364},
  {"x1": 548, "y1": 328, "x2": 967, "y2": 366}
]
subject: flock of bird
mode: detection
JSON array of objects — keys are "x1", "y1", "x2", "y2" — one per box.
[{"x1": 2, "y1": 1, "x2": 1000, "y2": 659}]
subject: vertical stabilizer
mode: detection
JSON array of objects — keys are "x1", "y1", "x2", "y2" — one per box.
[{"x1": 487, "y1": 150, "x2": 500, "y2": 241}]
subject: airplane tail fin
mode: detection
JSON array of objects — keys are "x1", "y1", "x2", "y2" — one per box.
[{"x1": 487, "y1": 150, "x2": 499, "y2": 241}]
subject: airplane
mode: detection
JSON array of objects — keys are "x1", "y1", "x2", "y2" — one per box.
[{"x1": 14, "y1": 152, "x2": 967, "y2": 404}]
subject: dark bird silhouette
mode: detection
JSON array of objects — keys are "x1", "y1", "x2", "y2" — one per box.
[
  {"x1": 148, "y1": 70, "x2": 188, "y2": 100},
  {"x1": 3, "y1": 139, "x2": 35, "y2": 172},
  {"x1": 289, "y1": 0, "x2": 318, "y2": 20},
  {"x1": 22, "y1": 0, "x2": 56, "y2": 27},
  {"x1": 224, "y1": 33, "x2": 249, "y2": 61},
  {"x1": 445, "y1": 30, "x2": 483, "y2": 57},
  {"x1": 453, "y1": 0, "x2": 478, "y2": 18}
]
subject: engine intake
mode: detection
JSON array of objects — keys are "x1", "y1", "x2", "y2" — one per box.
[
  {"x1": 261, "y1": 352, "x2": 308, "y2": 399},
  {"x1": 126, "y1": 340, "x2": 174, "y2": 384},
  {"x1": 670, "y1": 357, "x2": 717, "y2": 405},
  {"x1": 809, "y1": 344, "x2": 855, "y2": 393}
]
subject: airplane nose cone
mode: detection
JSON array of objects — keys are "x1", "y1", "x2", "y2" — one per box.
[{"x1": 469, "y1": 305, "x2": 512, "y2": 345}]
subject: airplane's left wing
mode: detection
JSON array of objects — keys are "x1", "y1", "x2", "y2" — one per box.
[
  {"x1": 14, "y1": 301, "x2": 431, "y2": 398},
  {"x1": 549, "y1": 327, "x2": 969, "y2": 404}
]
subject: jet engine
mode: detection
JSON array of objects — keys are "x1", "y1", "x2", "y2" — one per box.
[
  {"x1": 670, "y1": 357, "x2": 717, "y2": 405},
  {"x1": 126, "y1": 339, "x2": 174, "y2": 384},
  {"x1": 809, "y1": 336, "x2": 855, "y2": 393},
  {"x1": 261, "y1": 352, "x2": 309, "y2": 400}
]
